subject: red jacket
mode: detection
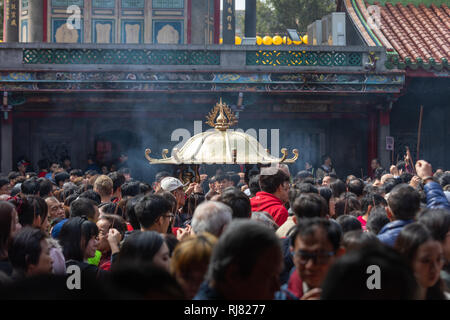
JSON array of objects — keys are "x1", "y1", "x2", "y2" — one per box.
[
  {"x1": 38, "y1": 171, "x2": 47, "y2": 178},
  {"x1": 250, "y1": 191, "x2": 288, "y2": 226},
  {"x1": 287, "y1": 268, "x2": 304, "y2": 299}
]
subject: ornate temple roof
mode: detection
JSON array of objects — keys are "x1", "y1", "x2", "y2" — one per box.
[{"x1": 342, "y1": 0, "x2": 450, "y2": 71}]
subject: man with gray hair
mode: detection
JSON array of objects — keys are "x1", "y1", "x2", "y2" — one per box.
[
  {"x1": 191, "y1": 201, "x2": 232, "y2": 237},
  {"x1": 194, "y1": 219, "x2": 283, "y2": 300},
  {"x1": 45, "y1": 196, "x2": 66, "y2": 221}
]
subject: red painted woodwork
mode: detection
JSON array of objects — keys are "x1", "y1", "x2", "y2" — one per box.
[
  {"x1": 367, "y1": 111, "x2": 378, "y2": 177},
  {"x1": 187, "y1": 0, "x2": 191, "y2": 44},
  {"x1": 214, "y1": 0, "x2": 220, "y2": 44}
]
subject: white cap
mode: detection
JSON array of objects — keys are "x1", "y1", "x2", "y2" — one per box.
[
  {"x1": 260, "y1": 164, "x2": 290, "y2": 177},
  {"x1": 160, "y1": 177, "x2": 184, "y2": 192},
  {"x1": 260, "y1": 166, "x2": 279, "y2": 176}
]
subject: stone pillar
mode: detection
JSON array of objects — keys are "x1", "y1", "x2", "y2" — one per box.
[
  {"x1": 378, "y1": 108, "x2": 391, "y2": 169},
  {"x1": 244, "y1": 0, "x2": 256, "y2": 38},
  {"x1": 28, "y1": 0, "x2": 44, "y2": 42},
  {"x1": 3, "y1": 0, "x2": 19, "y2": 42},
  {"x1": 191, "y1": 0, "x2": 214, "y2": 44},
  {"x1": 222, "y1": 0, "x2": 235, "y2": 44}
]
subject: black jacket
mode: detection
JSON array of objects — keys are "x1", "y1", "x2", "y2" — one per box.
[
  {"x1": 65, "y1": 260, "x2": 108, "y2": 282},
  {"x1": 193, "y1": 281, "x2": 225, "y2": 300},
  {"x1": 0, "y1": 259, "x2": 13, "y2": 277}
]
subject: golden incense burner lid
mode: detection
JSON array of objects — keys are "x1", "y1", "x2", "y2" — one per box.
[{"x1": 145, "y1": 99, "x2": 299, "y2": 165}]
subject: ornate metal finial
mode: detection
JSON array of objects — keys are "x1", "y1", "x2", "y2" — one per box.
[{"x1": 205, "y1": 98, "x2": 238, "y2": 131}]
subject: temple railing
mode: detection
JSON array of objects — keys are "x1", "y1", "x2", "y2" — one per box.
[
  {"x1": 0, "y1": 43, "x2": 389, "y2": 72},
  {"x1": 23, "y1": 48, "x2": 221, "y2": 65},
  {"x1": 0, "y1": 43, "x2": 405, "y2": 93}
]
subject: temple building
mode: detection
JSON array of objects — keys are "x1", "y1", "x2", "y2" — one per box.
[
  {"x1": 4, "y1": 0, "x2": 219, "y2": 44},
  {"x1": 0, "y1": 0, "x2": 448, "y2": 180}
]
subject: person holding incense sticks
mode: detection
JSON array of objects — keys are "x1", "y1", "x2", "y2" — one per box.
[
  {"x1": 96, "y1": 214, "x2": 127, "y2": 271},
  {"x1": 370, "y1": 158, "x2": 384, "y2": 179},
  {"x1": 415, "y1": 160, "x2": 450, "y2": 211}
]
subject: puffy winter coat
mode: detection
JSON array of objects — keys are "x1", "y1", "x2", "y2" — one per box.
[
  {"x1": 424, "y1": 181, "x2": 450, "y2": 210},
  {"x1": 377, "y1": 219, "x2": 414, "y2": 247}
]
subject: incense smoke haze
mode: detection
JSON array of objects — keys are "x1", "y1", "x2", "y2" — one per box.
[{"x1": 89, "y1": 92, "x2": 315, "y2": 183}]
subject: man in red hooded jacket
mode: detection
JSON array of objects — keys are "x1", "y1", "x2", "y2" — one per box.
[{"x1": 250, "y1": 167, "x2": 290, "y2": 227}]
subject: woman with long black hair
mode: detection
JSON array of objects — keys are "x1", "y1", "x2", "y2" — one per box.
[
  {"x1": 395, "y1": 222, "x2": 448, "y2": 300},
  {"x1": 58, "y1": 216, "x2": 106, "y2": 280},
  {"x1": 0, "y1": 201, "x2": 19, "y2": 277}
]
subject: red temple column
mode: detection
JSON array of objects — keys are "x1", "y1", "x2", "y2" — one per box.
[
  {"x1": 368, "y1": 111, "x2": 378, "y2": 178},
  {"x1": 214, "y1": 0, "x2": 220, "y2": 43},
  {"x1": 187, "y1": 0, "x2": 191, "y2": 44},
  {"x1": 378, "y1": 109, "x2": 391, "y2": 168}
]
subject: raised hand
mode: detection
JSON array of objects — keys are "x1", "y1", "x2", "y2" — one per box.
[
  {"x1": 409, "y1": 176, "x2": 421, "y2": 188},
  {"x1": 193, "y1": 183, "x2": 203, "y2": 194},
  {"x1": 300, "y1": 288, "x2": 322, "y2": 300},
  {"x1": 415, "y1": 160, "x2": 433, "y2": 181},
  {"x1": 390, "y1": 165, "x2": 399, "y2": 176},
  {"x1": 176, "y1": 225, "x2": 192, "y2": 242},
  {"x1": 107, "y1": 228, "x2": 122, "y2": 254}
]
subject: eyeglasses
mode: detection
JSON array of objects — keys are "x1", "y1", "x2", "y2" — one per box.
[
  {"x1": 292, "y1": 250, "x2": 335, "y2": 265},
  {"x1": 164, "y1": 214, "x2": 175, "y2": 222}
]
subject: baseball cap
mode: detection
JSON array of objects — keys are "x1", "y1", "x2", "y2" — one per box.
[
  {"x1": 17, "y1": 160, "x2": 30, "y2": 167},
  {"x1": 260, "y1": 166, "x2": 279, "y2": 176},
  {"x1": 160, "y1": 177, "x2": 184, "y2": 192}
]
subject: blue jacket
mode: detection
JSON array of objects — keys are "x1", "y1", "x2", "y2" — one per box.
[
  {"x1": 377, "y1": 219, "x2": 414, "y2": 247},
  {"x1": 274, "y1": 283, "x2": 299, "y2": 300},
  {"x1": 424, "y1": 181, "x2": 450, "y2": 211},
  {"x1": 280, "y1": 237, "x2": 294, "y2": 285}
]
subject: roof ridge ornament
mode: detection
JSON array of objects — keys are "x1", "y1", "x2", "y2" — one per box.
[{"x1": 205, "y1": 98, "x2": 238, "y2": 131}]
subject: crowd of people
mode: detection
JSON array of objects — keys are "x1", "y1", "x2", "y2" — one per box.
[{"x1": 0, "y1": 154, "x2": 449, "y2": 300}]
